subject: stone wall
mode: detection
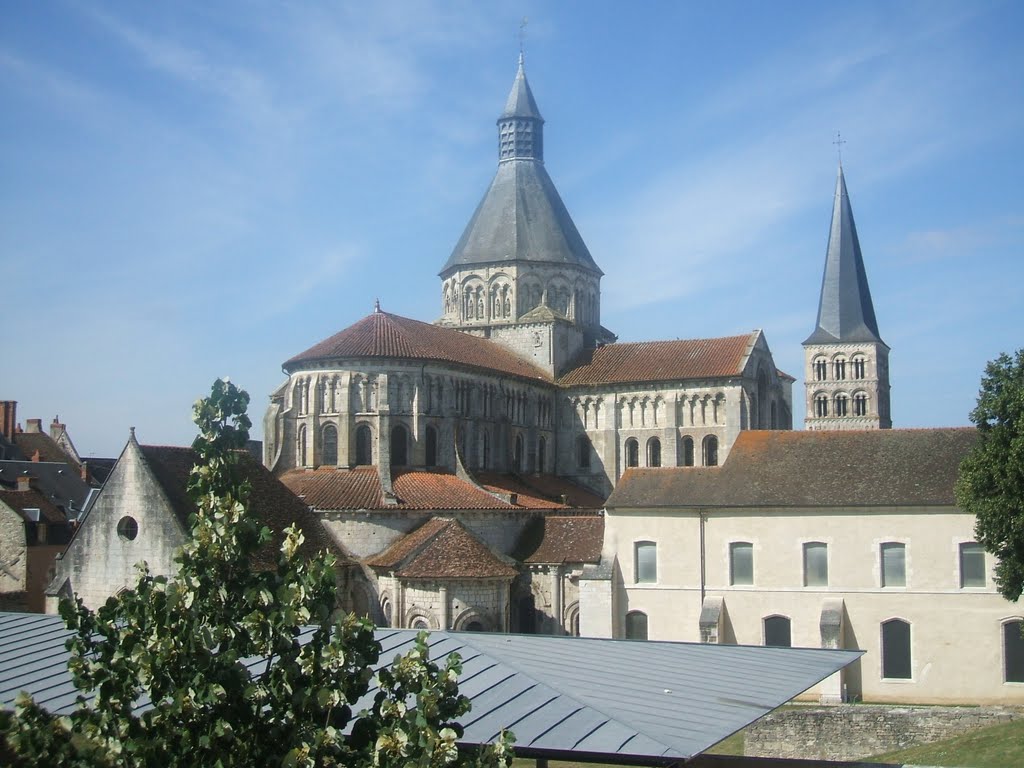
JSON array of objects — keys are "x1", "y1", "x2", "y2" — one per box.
[{"x1": 745, "y1": 704, "x2": 1023, "y2": 761}]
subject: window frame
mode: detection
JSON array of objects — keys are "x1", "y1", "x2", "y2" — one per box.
[
  {"x1": 625, "y1": 437, "x2": 639, "y2": 468},
  {"x1": 1004, "y1": 619, "x2": 1024, "y2": 684},
  {"x1": 881, "y1": 618, "x2": 912, "y2": 680},
  {"x1": 803, "y1": 541, "x2": 829, "y2": 587},
  {"x1": 763, "y1": 615, "x2": 792, "y2": 647},
  {"x1": 959, "y1": 542, "x2": 986, "y2": 588},
  {"x1": 625, "y1": 610, "x2": 648, "y2": 640},
  {"x1": 646, "y1": 437, "x2": 661, "y2": 467},
  {"x1": 634, "y1": 540, "x2": 657, "y2": 584},
  {"x1": 880, "y1": 542, "x2": 907, "y2": 588},
  {"x1": 729, "y1": 541, "x2": 754, "y2": 586},
  {"x1": 703, "y1": 435, "x2": 719, "y2": 467}
]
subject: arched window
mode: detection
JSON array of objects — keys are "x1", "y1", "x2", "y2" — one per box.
[
  {"x1": 703, "y1": 435, "x2": 718, "y2": 467},
  {"x1": 538, "y1": 436, "x2": 547, "y2": 473},
  {"x1": 814, "y1": 357, "x2": 828, "y2": 381},
  {"x1": 770, "y1": 401, "x2": 778, "y2": 429},
  {"x1": 852, "y1": 355, "x2": 867, "y2": 379},
  {"x1": 380, "y1": 597, "x2": 392, "y2": 628},
  {"x1": 815, "y1": 393, "x2": 829, "y2": 417},
  {"x1": 625, "y1": 438, "x2": 639, "y2": 468},
  {"x1": 682, "y1": 436, "x2": 694, "y2": 467},
  {"x1": 321, "y1": 424, "x2": 338, "y2": 466},
  {"x1": 881, "y1": 619, "x2": 912, "y2": 679},
  {"x1": 646, "y1": 437, "x2": 661, "y2": 467},
  {"x1": 625, "y1": 611, "x2": 648, "y2": 640},
  {"x1": 296, "y1": 425, "x2": 307, "y2": 467},
  {"x1": 854, "y1": 392, "x2": 868, "y2": 417},
  {"x1": 833, "y1": 356, "x2": 847, "y2": 380},
  {"x1": 355, "y1": 424, "x2": 372, "y2": 466},
  {"x1": 764, "y1": 615, "x2": 791, "y2": 647},
  {"x1": 514, "y1": 433, "x2": 524, "y2": 471},
  {"x1": 425, "y1": 425, "x2": 437, "y2": 467},
  {"x1": 834, "y1": 393, "x2": 849, "y2": 417},
  {"x1": 481, "y1": 430, "x2": 490, "y2": 469},
  {"x1": 634, "y1": 541, "x2": 657, "y2": 583},
  {"x1": 1004, "y1": 620, "x2": 1024, "y2": 683},
  {"x1": 576, "y1": 435, "x2": 590, "y2": 469},
  {"x1": 390, "y1": 425, "x2": 409, "y2": 466},
  {"x1": 757, "y1": 368, "x2": 769, "y2": 429}
]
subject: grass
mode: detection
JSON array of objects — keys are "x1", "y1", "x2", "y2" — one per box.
[{"x1": 868, "y1": 718, "x2": 1024, "y2": 767}]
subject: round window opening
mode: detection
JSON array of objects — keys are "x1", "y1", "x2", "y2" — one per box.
[{"x1": 117, "y1": 516, "x2": 139, "y2": 541}]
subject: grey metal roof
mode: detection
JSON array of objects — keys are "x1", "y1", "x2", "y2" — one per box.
[
  {"x1": 441, "y1": 60, "x2": 601, "y2": 276},
  {"x1": 804, "y1": 165, "x2": 884, "y2": 346},
  {"x1": 1, "y1": 611, "x2": 860, "y2": 763}
]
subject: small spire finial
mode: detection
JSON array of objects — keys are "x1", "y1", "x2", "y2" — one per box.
[
  {"x1": 519, "y1": 16, "x2": 528, "y2": 58},
  {"x1": 374, "y1": 298, "x2": 381, "y2": 313},
  {"x1": 834, "y1": 131, "x2": 847, "y2": 165}
]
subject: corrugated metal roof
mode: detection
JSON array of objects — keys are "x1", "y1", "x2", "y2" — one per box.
[{"x1": 0, "y1": 612, "x2": 860, "y2": 763}]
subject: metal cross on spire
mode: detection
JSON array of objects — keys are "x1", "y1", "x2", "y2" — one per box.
[
  {"x1": 834, "y1": 131, "x2": 847, "y2": 165},
  {"x1": 519, "y1": 16, "x2": 528, "y2": 55}
]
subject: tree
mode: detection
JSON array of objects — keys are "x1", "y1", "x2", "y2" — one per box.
[
  {"x1": 2, "y1": 379, "x2": 513, "y2": 767},
  {"x1": 956, "y1": 350, "x2": 1024, "y2": 601}
]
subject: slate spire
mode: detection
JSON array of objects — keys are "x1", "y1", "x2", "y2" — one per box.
[
  {"x1": 497, "y1": 52, "x2": 543, "y2": 162},
  {"x1": 804, "y1": 164, "x2": 883, "y2": 345}
]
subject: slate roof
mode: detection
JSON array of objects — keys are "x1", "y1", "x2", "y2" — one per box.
[
  {"x1": 501, "y1": 53, "x2": 542, "y2": 120},
  {"x1": 0, "y1": 487, "x2": 66, "y2": 524},
  {"x1": 0, "y1": 461, "x2": 93, "y2": 516},
  {"x1": 137, "y1": 446, "x2": 350, "y2": 568},
  {"x1": 519, "y1": 515, "x2": 604, "y2": 565},
  {"x1": 279, "y1": 467, "x2": 603, "y2": 512},
  {"x1": 285, "y1": 310, "x2": 551, "y2": 382},
  {"x1": 804, "y1": 165, "x2": 884, "y2": 345},
  {"x1": 0, "y1": 612, "x2": 862, "y2": 764},
  {"x1": 367, "y1": 518, "x2": 518, "y2": 579},
  {"x1": 606, "y1": 428, "x2": 977, "y2": 510},
  {"x1": 558, "y1": 333, "x2": 756, "y2": 387}
]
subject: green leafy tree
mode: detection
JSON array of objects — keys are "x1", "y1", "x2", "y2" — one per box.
[
  {"x1": 956, "y1": 350, "x2": 1024, "y2": 601},
  {"x1": 2, "y1": 379, "x2": 513, "y2": 767}
]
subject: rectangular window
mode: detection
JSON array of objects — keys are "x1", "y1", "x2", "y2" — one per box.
[
  {"x1": 882, "y1": 619, "x2": 912, "y2": 679},
  {"x1": 803, "y1": 542, "x2": 828, "y2": 587},
  {"x1": 635, "y1": 541, "x2": 657, "y2": 584},
  {"x1": 730, "y1": 542, "x2": 753, "y2": 586},
  {"x1": 960, "y1": 542, "x2": 986, "y2": 588},
  {"x1": 1005, "y1": 621, "x2": 1024, "y2": 683},
  {"x1": 881, "y1": 542, "x2": 906, "y2": 587}
]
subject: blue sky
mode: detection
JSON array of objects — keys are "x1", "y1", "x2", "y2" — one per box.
[{"x1": 2, "y1": 1, "x2": 1022, "y2": 458}]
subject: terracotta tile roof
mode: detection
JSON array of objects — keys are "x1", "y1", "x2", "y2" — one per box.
[
  {"x1": 278, "y1": 467, "x2": 515, "y2": 511},
  {"x1": 368, "y1": 518, "x2": 518, "y2": 579},
  {"x1": 474, "y1": 472, "x2": 607, "y2": 508},
  {"x1": 12, "y1": 433, "x2": 80, "y2": 469},
  {"x1": 606, "y1": 428, "x2": 977, "y2": 510},
  {"x1": 557, "y1": 333, "x2": 755, "y2": 386},
  {"x1": 139, "y1": 446, "x2": 351, "y2": 569},
  {"x1": 520, "y1": 515, "x2": 605, "y2": 564},
  {"x1": 0, "y1": 488, "x2": 66, "y2": 524},
  {"x1": 284, "y1": 310, "x2": 551, "y2": 382}
]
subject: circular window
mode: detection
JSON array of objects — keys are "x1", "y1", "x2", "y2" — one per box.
[{"x1": 116, "y1": 516, "x2": 139, "y2": 541}]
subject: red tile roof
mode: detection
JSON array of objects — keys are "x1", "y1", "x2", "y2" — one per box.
[
  {"x1": 0, "y1": 488, "x2": 66, "y2": 524},
  {"x1": 13, "y1": 433, "x2": 80, "y2": 469},
  {"x1": 520, "y1": 515, "x2": 604, "y2": 564},
  {"x1": 606, "y1": 428, "x2": 977, "y2": 509},
  {"x1": 285, "y1": 311, "x2": 551, "y2": 382},
  {"x1": 367, "y1": 518, "x2": 518, "y2": 579},
  {"x1": 474, "y1": 472, "x2": 606, "y2": 508},
  {"x1": 557, "y1": 333, "x2": 755, "y2": 386}
]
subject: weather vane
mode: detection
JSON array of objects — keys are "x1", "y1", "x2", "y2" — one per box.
[
  {"x1": 519, "y1": 16, "x2": 528, "y2": 55},
  {"x1": 834, "y1": 131, "x2": 847, "y2": 164}
]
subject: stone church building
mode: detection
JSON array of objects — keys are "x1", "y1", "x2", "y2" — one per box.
[{"x1": 262, "y1": 56, "x2": 794, "y2": 635}]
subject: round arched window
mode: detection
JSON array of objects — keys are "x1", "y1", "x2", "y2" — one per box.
[{"x1": 117, "y1": 516, "x2": 139, "y2": 541}]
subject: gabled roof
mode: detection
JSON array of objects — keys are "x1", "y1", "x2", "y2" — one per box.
[
  {"x1": 285, "y1": 310, "x2": 551, "y2": 382},
  {"x1": 0, "y1": 612, "x2": 861, "y2": 764},
  {"x1": 558, "y1": 333, "x2": 756, "y2": 387},
  {"x1": 0, "y1": 461, "x2": 92, "y2": 515},
  {"x1": 607, "y1": 428, "x2": 977, "y2": 509},
  {"x1": 135, "y1": 444, "x2": 350, "y2": 569},
  {"x1": 11, "y1": 432, "x2": 80, "y2": 469},
  {"x1": 366, "y1": 518, "x2": 518, "y2": 579},
  {"x1": 519, "y1": 515, "x2": 604, "y2": 565},
  {"x1": 279, "y1": 467, "x2": 601, "y2": 512},
  {"x1": 804, "y1": 165, "x2": 884, "y2": 345}
]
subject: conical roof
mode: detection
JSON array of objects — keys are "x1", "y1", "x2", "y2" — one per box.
[
  {"x1": 804, "y1": 165, "x2": 884, "y2": 345},
  {"x1": 441, "y1": 58, "x2": 601, "y2": 276}
]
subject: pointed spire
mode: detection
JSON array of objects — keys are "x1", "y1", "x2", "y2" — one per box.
[
  {"x1": 804, "y1": 164, "x2": 883, "y2": 345},
  {"x1": 497, "y1": 55, "x2": 543, "y2": 162}
]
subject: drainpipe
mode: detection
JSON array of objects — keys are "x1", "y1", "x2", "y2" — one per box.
[{"x1": 699, "y1": 510, "x2": 707, "y2": 606}]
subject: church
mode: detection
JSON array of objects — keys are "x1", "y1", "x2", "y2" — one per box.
[{"x1": 261, "y1": 56, "x2": 795, "y2": 635}]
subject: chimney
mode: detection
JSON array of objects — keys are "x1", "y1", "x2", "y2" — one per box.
[
  {"x1": 0, "y1": 401, "x2": 15, "y2": 440},
  {"x1": 50, "y1": 416, "x2": 65, "y2": 440},
  {"x1": 16, "y1": 474, "x2": 34, "y2": 492},
  {"x1": 80, "y1": 460, "x2": 91, "y2": 484},
  {"x1": 25, "y1": 418, "x2": 42, "y2": 434}
]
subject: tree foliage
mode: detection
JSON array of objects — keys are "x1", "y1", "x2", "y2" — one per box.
[
  {"x1": 2, "y1": 379, "x2": 513, "y2": 766},
  {"x1": 956, "y1": 350, "x2": 1024, "y2": 601}
]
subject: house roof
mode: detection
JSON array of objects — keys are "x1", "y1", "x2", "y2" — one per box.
[
  {"x1": 606, "y1": 428, "x2": 977, "y2": 510},
  {"x1": 0, "y1": 487, "x2": 66, "y2": 524},
  {"x1": 0, "y1": 611, "x2": 861, "y2": 764},
  {"x1": 279, "y1": 467, "x2": 602, "y2": 512},
  {"x1": 0, "y1": 461, "x2": 93, "y2": 517},
  {"x1": 284, "y1": 310, "x2": 551, "y2": 383},
  {"x1": 367, "y1": 518, "x2": 518, "y2": 579},
  {"x1": 518, "y1": 515, "x2": 604, "y2": 565},
  {"x1": 11, "y1": 432, "x2": 80, "y2": 469},
  {"x1": 137, "y1": 445, "x2": 351, "y2": 568},
  {"x1": 558, "y1": 333, "x2": 756, "y2": 387},
  {"x1": 804, "y1": 165, "x2": 884, "y2": 346}
]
